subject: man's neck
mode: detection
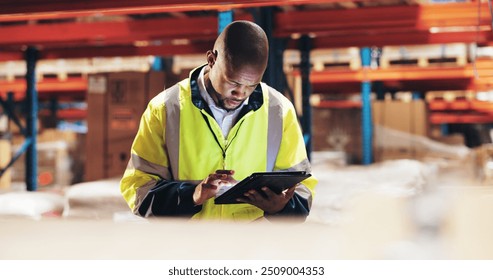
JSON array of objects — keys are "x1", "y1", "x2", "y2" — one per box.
[{"x1": 203, "y1": 69, "x2": 232, "y2": 112}]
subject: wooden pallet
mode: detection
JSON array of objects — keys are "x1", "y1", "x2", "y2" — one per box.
[
  {"x1": 380, "y1": 56, "x2": 467, "y2": 68},
  {"x1": 380, "y1": 43, "x2": 468, "y2": 68},
  {"x1": 284, "y1": 48, "x2": 361, "y2": 72}
]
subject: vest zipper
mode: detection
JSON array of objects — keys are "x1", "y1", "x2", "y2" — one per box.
[{"x1": 201, "y1": 110, "x2": 245, "y2": 170}]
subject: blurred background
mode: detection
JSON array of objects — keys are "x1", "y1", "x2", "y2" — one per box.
[{"x1": 0, "y1": 0, "x2": 493, "y2": 260}]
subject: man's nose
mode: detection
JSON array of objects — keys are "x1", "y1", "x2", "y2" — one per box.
[{"x1": 232, "y1": 86, "x2": 247, "y2": 97}]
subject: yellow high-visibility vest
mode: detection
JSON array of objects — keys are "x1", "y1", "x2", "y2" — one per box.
[{"x1": 120, "y1": 66, "x2": 317, "y2": 221}]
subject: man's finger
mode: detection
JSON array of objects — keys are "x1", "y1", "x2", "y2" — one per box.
[
  {"x1": 247, "y1": 190, "x2": 268, "y2": 202},
  {"x1": 284, "y1": 186, "x2": 296, "y2": 199},
  {"x1": 215, "y1": 169, "x2": 234, "y2": 175},
  {"x1": 201, "y1": 183, "x2": 218, "y2": 190},
  {"x1": 285, "y1": 186, "x2": 297, "y2": 194},
  {"x1": 205, "y1": 173, "x2": 226, "y2": 184},
  {"x1": 260, "y1": 187, "x2": 276, "y2": 199}
]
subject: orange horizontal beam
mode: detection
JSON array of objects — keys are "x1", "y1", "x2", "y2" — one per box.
[
  {"x1": 430, "y1": 113, "x2": 493, "y2": 124},
  {"x1": 0, "y1": 41, "x2": 214, "y2": 62},
  {"x1": 309, "y1": 58, "x2": 493, "y2": 82},
  {"x1": 0, "y1": 77, "x2": 88, "y2": 100},
  {"x1": 428, "y1": 100, "x2": 493, "y2": 112},
  {"x1": 0, "y1": 16, "x2": 223, "y2": 47},
  {"x1": 313, "y1": 100, "x2": 362, "y2": 109},
  {"x1": 39, "y1": 108, "x2": 88, "y2": 120},
  {"x1": 0, "y1": 52, "x2": 23, "y2": 61},
  {"x1": 310, "y1": 66, "x2": 476, "y2": 84},
  {"x1": 308, "y1": 61, "x2": 493, "y2": 92},
  {"x1": 56, "y1": 108, "x2": 88, "y2": 120},
  {"x1": 428, "y1": 100, "x2": 473, "y2": 111},
  {"x1": 39, "y1": 41, "x2": 213, "y2": 60},
  {"x1": 0, "y1": 0, "x2": 343, "y2": 22}
]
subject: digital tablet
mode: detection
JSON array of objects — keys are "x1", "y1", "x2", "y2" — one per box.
[{"x1": 214, "y1": 171, "x2": 311, "y2": 204}]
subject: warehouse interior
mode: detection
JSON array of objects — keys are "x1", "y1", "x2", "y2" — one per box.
[{"x1": 0, "y1": 0, "x2": 493, "y2": 260}]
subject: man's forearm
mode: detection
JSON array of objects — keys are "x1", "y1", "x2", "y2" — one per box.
[{"x1": 137, "y1": 180, "x2": 202, "y2": 217}]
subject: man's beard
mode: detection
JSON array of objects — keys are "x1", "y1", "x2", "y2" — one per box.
[{"x1": 218, "y1": 97, "x2": 244, "y2": 111}]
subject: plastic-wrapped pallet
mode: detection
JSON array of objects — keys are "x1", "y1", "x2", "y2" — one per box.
[
  {"x1": 0, "y1": 191, "x2": 64, "y2": 219},
  {"x1": 63, "y1": 177, "x2": 131, "y2": 219},
  {"x1": 308, "y1": 155, "x2": 432, "y2": 225}
]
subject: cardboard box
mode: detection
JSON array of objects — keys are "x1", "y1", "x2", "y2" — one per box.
[
  {"x1": 373, "y1": 100, "x2": 428, "y2": 162},
  {"x1": 312, "y1": 107, "x2": 362, "y2": 164},
  {"x1": 106, "y1": 138, "x2": 133, "y2": 178},
  {"x1": 85, "y1": 71, "x2": 165, "y2": 181},
  {"x1": 372, "y1": 100, "x2": 427, "y2": 136},
  {"x1": 106, "y1": 72, "x2": 147, "y2": 141}
]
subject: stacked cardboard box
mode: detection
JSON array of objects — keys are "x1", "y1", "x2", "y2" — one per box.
[
  {"x1": 85, "y1": 71, "x2": 165, "y2": 181},
  {"x1": 372, "y1": 100, "x2": 428, "y2": 161},
  {"x1": 312, "y1": 107, "x2": 362, "y2": 164}
]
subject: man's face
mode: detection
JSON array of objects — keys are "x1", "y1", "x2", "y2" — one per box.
[{"x1": 207, "y1": 51, "x2": 264, "y2": 111}]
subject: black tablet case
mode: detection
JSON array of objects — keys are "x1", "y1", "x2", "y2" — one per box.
[{"x1": 214, "y1": 171, "x2": 311, "y2": 204}]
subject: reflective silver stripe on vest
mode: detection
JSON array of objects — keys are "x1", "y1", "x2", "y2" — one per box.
[
  {"x1": 267, "y1": 86, "x2": 283, "y2": 172},
  {"x1": 277, "y1": 158, "x2": 312, "y2": 173},
  {"x1": 134, "y1": 179, "x2": 158, "y2": 216},
  {"x1": 295, "y1": 184, "x2": 313, "y2": 209},
  {"x1": 163, "y1": 84, "x2": 181, "y2": 180},
  {"x1": 164, "y1": 84, "x2": 287, "y2": 174},
  {"x1": 276, "y1": 158, "x2": 313, "y2": 209},
  {"x1": 130, "y1": 153, "x2": 171, "y2": 180}
]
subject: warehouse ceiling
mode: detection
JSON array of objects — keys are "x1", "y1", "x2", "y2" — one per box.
[{"x1": 0, "y1": 0, "x2": 490, "y2": 61}]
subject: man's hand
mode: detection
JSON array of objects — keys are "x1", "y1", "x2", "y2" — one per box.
[
  {"x1": 237, "y1": 184, "x2": 297, "y2": 214},
  {"x1": 193, "y1": 170, "x2": 236, "y2": 205}
]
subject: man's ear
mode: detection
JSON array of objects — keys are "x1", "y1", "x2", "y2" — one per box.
[{"x1": 206, "y1": 50, "x2": 216, "y2": 67}]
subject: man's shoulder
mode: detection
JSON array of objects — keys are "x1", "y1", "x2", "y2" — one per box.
[
  {"x1": 262, "y1": 83, "x2": 294, "y2": 109},
  {"x1": 151, "y1": 81, "x2": 188, "y2": 104}
]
